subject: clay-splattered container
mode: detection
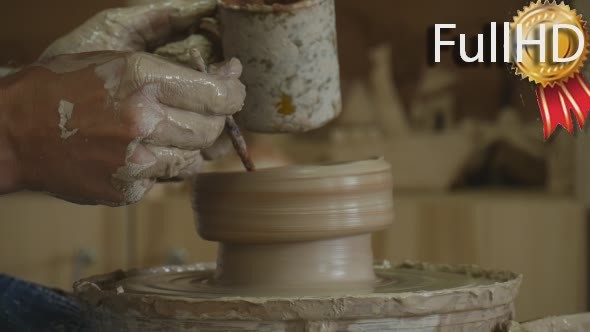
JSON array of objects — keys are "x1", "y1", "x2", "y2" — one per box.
[
  {"x1": 75, "y1": 261, "x2": 521, "y2": 331},
  {"x1": 218, "y1": 0, "x2": 342, "y2": 132}
]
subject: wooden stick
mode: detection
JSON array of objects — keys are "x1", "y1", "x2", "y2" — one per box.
[
  {"x1": 189, "y1": 48, "x2": 255, "y2": 172},
  {"x1": 225, "y1": 116, "x2": 255, "y2": 172}
]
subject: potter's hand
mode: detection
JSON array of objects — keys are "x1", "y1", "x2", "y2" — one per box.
[
  {"x1": 0, "y1": 51, "x2": 245, "y2": 206},
  {"x1": 41, "y1": 0, "x2": 216, "y2": 59}
]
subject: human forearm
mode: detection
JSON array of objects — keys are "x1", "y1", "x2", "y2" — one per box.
[
  {"x1": 0, "y1": 52, "x2": 244, "y2": 206},
  {"x1": 0, "y1": 0, "x2": 242, "y2": 205}
]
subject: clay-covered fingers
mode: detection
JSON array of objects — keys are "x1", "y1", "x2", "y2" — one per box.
[
  {"x1": 144, "y1": 108, "x2": 226, "y2": 150},
  {"x1": 111, "y1": 178, "x2": 156, "y2": 205},
  {"x1": 115, "y1": 144, "x2": 203, "y2": 181},
  {"x1": 123, "y1": 54, "x2": 246, "y2": 116},
  {"x1": 188, "y1": 48, "x2": 208, "y2": 72},
  {"x1": 207, "y1": 58, "x2": 244, "y2": 78},
  {"x1": 147, "y1": 146, "x2": 203, "y2": 179},
  {"x1": 163, "y1": 0, "x2": 217, "y2": 31},
  {"x1": 114, "y1": 0, "x2": 217, "y2": 49},
  {"x1": 41, "y1": 0, "x2": 216, "y2": 58},
  {"x1": 201, "y1": 132, "x2": 235, "y2": 160}
]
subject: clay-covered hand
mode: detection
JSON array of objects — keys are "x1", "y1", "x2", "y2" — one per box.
[
  {"x1": 0, "y1": 51, "x2": 245, "y2": 206},
  {"x1": 41, "y1": 0, "x2": 216, "y2": 59}
]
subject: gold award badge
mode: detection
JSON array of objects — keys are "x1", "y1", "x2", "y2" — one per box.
[{"x1": 511, "y1": 1, "x2": 590, "y2": 139}]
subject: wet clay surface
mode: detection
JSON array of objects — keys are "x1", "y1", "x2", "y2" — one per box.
[
  {"x1": 213, "y1": 235, "x2": 376, "y2": 290},
  {"x1": 190, "y1": 159, "x2": 394, "y2": 291},
  {"x1": 193, "y1": 159, "x2": 394, "y2": 243},
  {"x1": 112, "y1": 261, "x2": 496, "y2": 298},
  {"x1": 223, "y1": 0, "x2": 304, "y2": 6}
]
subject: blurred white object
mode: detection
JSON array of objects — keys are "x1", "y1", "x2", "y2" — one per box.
[
  {"x1": 385, "y1": 133, "x2": 474, "y2": 190},
  {"x1": 369, "y1": 44, "x2": 410, "y2": 136},
  {"x1": 371, "y1": 44, "x2": 473, "y2": 190}
]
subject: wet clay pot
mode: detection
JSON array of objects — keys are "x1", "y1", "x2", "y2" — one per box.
[
  {"x1": 193, "y1": 158, "x2": 394, "y2": 294},
  {"x1": 75, "y1": 159, "x2": 521, "y2": 331}
]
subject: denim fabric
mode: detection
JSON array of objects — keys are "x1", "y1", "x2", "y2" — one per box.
[{"x1": 0, "y1": 275, "x2": 85, "y2": 332}]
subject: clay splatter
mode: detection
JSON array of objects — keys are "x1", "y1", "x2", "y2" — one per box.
[{"x1": 57, "y1": 100, "x2": 79, "y2": 140}]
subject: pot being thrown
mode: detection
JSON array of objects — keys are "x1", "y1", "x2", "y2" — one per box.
[
  {"x1": 193, "y1": 158, "x2": 394, "y2": 294},
  {"x1": 74, "y1": 159, "x2": 521, "y2": 331}
]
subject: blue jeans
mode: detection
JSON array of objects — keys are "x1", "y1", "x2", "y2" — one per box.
[{"x1": 0, "y1": 275, "x2": 85, "y2": 331}]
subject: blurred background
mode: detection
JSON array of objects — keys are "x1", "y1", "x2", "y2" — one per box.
[{"x1": 1, "y1": 0, "x2": 589, "y2": 322}]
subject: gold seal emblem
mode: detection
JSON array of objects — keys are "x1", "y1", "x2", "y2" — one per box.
[{"x1": 511, "y1": 1, "x2": 590, "y2": 87}]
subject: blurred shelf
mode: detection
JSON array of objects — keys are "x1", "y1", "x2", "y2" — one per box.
[{"x1": 375, "y1": 189, "x2": 587, "y2": 321}]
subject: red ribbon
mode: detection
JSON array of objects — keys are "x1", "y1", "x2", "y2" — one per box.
[{"x1": 536, "y1": 74, "x2": 590, "y2": 140}]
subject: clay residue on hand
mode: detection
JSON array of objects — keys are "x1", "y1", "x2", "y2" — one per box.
[
  {"x1": 36, "y1": 52, "x2": 122, "y2": 75},
  {"x1": 94, "y1": 58, "x2": 125, "y2": 99},
  {"x1": 223, "y1": 0, "x2": 304, "y2": 5},
  {"x1": 29, "y1": 50, "x2": 245, "y2": 206},
  {"x1": 41, "y1": 0, "x2": 217, "y2": 58},
  {"x1": 57, "y1": 100, "x2": 79, "y2": 139},
  {"x1": 155, "y1": 35, "x2": 221, "y2": 67},
  {"x1": 219, "y1": 0, "x2": 317, "y2": 11}
]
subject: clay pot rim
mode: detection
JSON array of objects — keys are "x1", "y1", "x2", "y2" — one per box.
[
  {"x1": 218, "y1": 0, "x2": 319, "y2": 13},
  {"x1": 196, "y1": 157, "x2": 389, "y2": 181}
]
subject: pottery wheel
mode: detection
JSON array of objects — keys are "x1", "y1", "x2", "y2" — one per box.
[
  {"x1": 115, "y1": 262, "x2": 494, "y2": 298},
  {"x1": 74, "y1": 160, "x2": 522, "y2": 331},
  {"x1": 75, "y1": 261, "x2": 521, "y2": 332}
]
